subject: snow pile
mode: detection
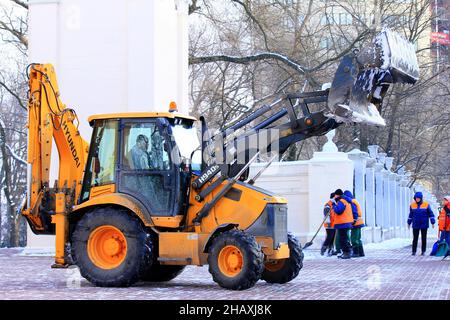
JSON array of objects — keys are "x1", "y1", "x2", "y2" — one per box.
[
  {"x1": 364, "y1": 238, "x2": 411, "y2": 250},
  {"x1": 18, "y1": 247, "x2": 55, "y2": 256}
]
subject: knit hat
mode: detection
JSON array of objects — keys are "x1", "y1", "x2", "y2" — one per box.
[
  {"x1": 334, "y1": 189, "x2": 343, "y2": 196},
  {"x1": 444, "y1": 196, "x2": 450, "y2": 202}
]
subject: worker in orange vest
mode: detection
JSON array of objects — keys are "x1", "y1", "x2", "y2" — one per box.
[
  {"x1": 344, "y1": 190, "x2": 365, "y2": 258},
  {"x1": 332, "y1": 189, "x2": 357, "y2": 259},
  {"x1": 321, "y1": 192, "x2": 336, "y2": 256},
  {"x1": 438, "y1": 196, "x2": 450, "y2": 246}
]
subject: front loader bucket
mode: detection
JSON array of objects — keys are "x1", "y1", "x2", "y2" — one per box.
[{"x1": 326, "y1": 29, "x2": 419, "y2": 126}]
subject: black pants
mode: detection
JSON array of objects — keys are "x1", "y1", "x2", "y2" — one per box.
[
  {"x1": 323, "y1": 228, "x2": 336, "y2": 249},
  {"x1": 412, "y1": 228, "x2": 428, "y2": 253},
  {"x1": 337, "y1": 228, "x2": 351, "y2": 254}
]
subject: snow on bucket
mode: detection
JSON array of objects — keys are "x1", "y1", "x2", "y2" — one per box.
[{"x1": 326, "y1": 29, "x2": 419, "y2": 126}]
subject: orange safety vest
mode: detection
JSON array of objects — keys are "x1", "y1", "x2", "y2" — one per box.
[
  {"x1": 351, "y1": 199, "x2": 365, "y2": 227},
  {"x1": 334, "y1": 198, "x2": 354, "y2": 226},
  {"x1": 438, "y1": 204, "x2": 450, "y2": 232},
  {"x1": 324, "y1": 200, "x2": 336, "y2": 228},
  {"x1": 410, "y1": 201, "x2": 430, "y2": 210}
]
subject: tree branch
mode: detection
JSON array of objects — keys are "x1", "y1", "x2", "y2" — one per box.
[
  {"x1": 9, "y1": 0, "x2": 28, "y2": 10},
  {"x1": 0, "y1": 80, "x2": 27, "y2": 111},
  {"x1": 189, "y1": 52, "x2": 308, "y2": 75},
  {"x1": 0, "y1": 19, "x2": 28, "y2": 48},
  {"x1": 231, "y1": 0, "x2": 270, "y2": 51},
  {"x1": 5, "y1": 144, "x2": 27, "y2": 166}
]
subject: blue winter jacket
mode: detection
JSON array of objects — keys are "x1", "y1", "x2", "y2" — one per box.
[
  {"x1": 407, "y1": 192, "x2": 435, "y2": 229},
  {"x1": 343, "y1": 191, "x2": 359, "y2": 220},
  {"x1": 344, "y1": 190, "x2": 365, "y2": 228},
  {"x1": 332, "y1": 195, "x2": 358, "y2": 229}
]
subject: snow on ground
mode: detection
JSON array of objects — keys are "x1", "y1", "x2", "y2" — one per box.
[
  {"x1": 364, "y1": 238, "x2": 412, "y2": 250},
  {"x1": 16, "y1": 237, "x2": 415, "y2": 259},
  {"x1": 1, "y1": 236, "x2": 449, "y2": 300},
  {"x1": 18, "y1": 247, "x2": 55, "y2": 256}
]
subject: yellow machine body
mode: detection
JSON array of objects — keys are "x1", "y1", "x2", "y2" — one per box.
[{"x1": 23, "y1": 63, "x2": 290, "y2": 270}]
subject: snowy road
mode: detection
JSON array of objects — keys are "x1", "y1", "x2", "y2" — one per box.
[{"x1": 1, "y1": 238, "x2": 449, "y2": 300}]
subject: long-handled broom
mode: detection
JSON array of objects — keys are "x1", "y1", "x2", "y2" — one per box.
[{"x1": 303, "y1": 210, "x2": 331, "y2": 249}]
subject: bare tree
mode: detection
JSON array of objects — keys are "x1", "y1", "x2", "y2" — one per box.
[
  {"x1": 0, "y1": 0, "x2": 28, "y2": 246},
  {"x1": 188, "y1": 0, "x2": 449, "y2": 193}
]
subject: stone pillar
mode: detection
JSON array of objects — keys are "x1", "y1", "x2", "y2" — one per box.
[
  {"x1": 378, "y1": 153, "x2": 391, "y2": 240},
  {"x1": 400, "y1": 177, "x2": 410, "y2": 238},
  {"x1": 347, "y1": 149, "x2": 368, "y2": 214},
  {"x1": 348, "y1": 149, "x2": 370, "y2": 243},
  {"x1": 406, "y1": 181, "x2": 414, "y2": 238},
  {"x1": 389, "y1": 172, "x2": 396, "y2": 236},
  {"x1": 385, "y1": 157, "x2": 396, "y2": 238},
  {"x1": 394, "y1": 173, "x2": 403, "y2": 236},
  {"x1": 369, "y1": 145, "x2": 384, "y2": 242},
  {"x1": 305, "y1": 130, "x2": 354, "y2": 247},
  {"x1": 364, "y1": 158, "x2": 376, "y2": 243}
]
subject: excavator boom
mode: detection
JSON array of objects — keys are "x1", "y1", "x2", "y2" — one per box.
[{"x1": 23, "y1": 64, "x2": 89, "y2": 233}]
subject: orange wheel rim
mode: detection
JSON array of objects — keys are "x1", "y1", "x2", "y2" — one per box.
[
  {"x1": 87, "y1": 225, "x2": 127, "y2": 269},
  {"x1": 265, "y1": 259, "x2": 286, "y2": 272},
  {"x1": 218, "y1": 245, "x2": 244, "y2": 277}
]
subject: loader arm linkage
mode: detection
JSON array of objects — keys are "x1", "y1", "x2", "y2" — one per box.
[{"x1": 191, "y1": 29, "x2": 420, "y2": 224}]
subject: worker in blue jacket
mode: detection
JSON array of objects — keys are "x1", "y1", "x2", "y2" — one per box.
[
  {"x1": 344, "y1": 190, "x2": 365, "y2": 258},
  {"x1": 407, "y1": 191, "x2": 435, "y2": 256},
  {"x1": 332, "y1": 189, "x2": 358, "y2": 259}
]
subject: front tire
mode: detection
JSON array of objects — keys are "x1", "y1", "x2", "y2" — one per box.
[
  {"x1": 208, "y1": 229, "x2": 264, "y2": 290},
  {"x1": 71, "y1": 206, "x2": 153, "y2": 287},
  {"x1": 261, "y1": 233, "x2": 304, "y2": 284}
]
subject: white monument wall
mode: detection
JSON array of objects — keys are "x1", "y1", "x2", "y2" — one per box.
[{"x1": 26, "y1": 0, "x2": 189, "y2": 248}]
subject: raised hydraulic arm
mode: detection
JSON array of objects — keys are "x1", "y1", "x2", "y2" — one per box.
[{"x1": 22, "y1": 64, "x2": 89, "y2": 235}]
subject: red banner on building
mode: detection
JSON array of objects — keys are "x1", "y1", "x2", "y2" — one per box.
[{"x1": 431, "y1": 32, "x2": 450, "y2": 45}]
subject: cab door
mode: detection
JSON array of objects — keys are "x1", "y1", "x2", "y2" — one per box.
[{"x1": 117, "y1": 118, "x2": 179, "y2": 216}]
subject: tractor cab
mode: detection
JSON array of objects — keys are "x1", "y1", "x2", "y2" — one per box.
[{"x1": 80, "y1": 112, "x2": 201, "y2": 218}]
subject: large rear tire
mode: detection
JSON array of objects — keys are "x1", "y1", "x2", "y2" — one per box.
[
  {"x1": 261, "y1": 233, "x2": 303, "y2": 284},
  {"x1": 208, "y1": 229, "x2": 264, "y2": 290},
  {"x1": 71, "y1": 206, "x2": 153, "y2": 287}
]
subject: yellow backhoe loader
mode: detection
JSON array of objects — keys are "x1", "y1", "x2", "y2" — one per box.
[{"x1": 21, "y1": 29, "x2": 419, "y2": 290}]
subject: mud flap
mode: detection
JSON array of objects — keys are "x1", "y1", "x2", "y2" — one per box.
[{"x1": 326, "y1": 28, "x2": 419, "y2": 126}]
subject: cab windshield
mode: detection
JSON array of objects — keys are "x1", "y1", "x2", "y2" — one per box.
[{"x1": 170, "y1": 119, "x2": 202, "y2": 172}]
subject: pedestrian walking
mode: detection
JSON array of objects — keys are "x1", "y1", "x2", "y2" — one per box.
[
  {"x1": 321, "y1": 193, "x2": 336, "y2": 256},
  {"x1": 407, "y1": 191, "x2": 435, "y2": 256}
]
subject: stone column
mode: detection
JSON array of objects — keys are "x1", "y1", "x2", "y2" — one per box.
[
  {"x1": 394, "y1": 173, "x2": 403, "y2": 236},
  {"x1": 373, "y1": 153, "x2": 385, "y2": 242},
  {"x1": 347, "y1": 150, "x2": 370, "y2": 242},
  {"x1": 406, "y1": 178, "x2": 414, "y2": 238},
  {"x1": 306, "y1": 130, "x2": 354, "y2": 247},
  {"x1": 378, "y1": 153, "x2": 391, "y2": 240},
  {"x1": 364, "y1": 158, "x2": 376, "y2": 243},
  {"x1": 400, "y1": 177, "x2": 410, "y2": 238},
  {"x1": 385, "y1": 157, "x2": 396, "y2": 238},
  {"x1": 347, "y1": 149, "x2": 368, "y2": 212}
]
